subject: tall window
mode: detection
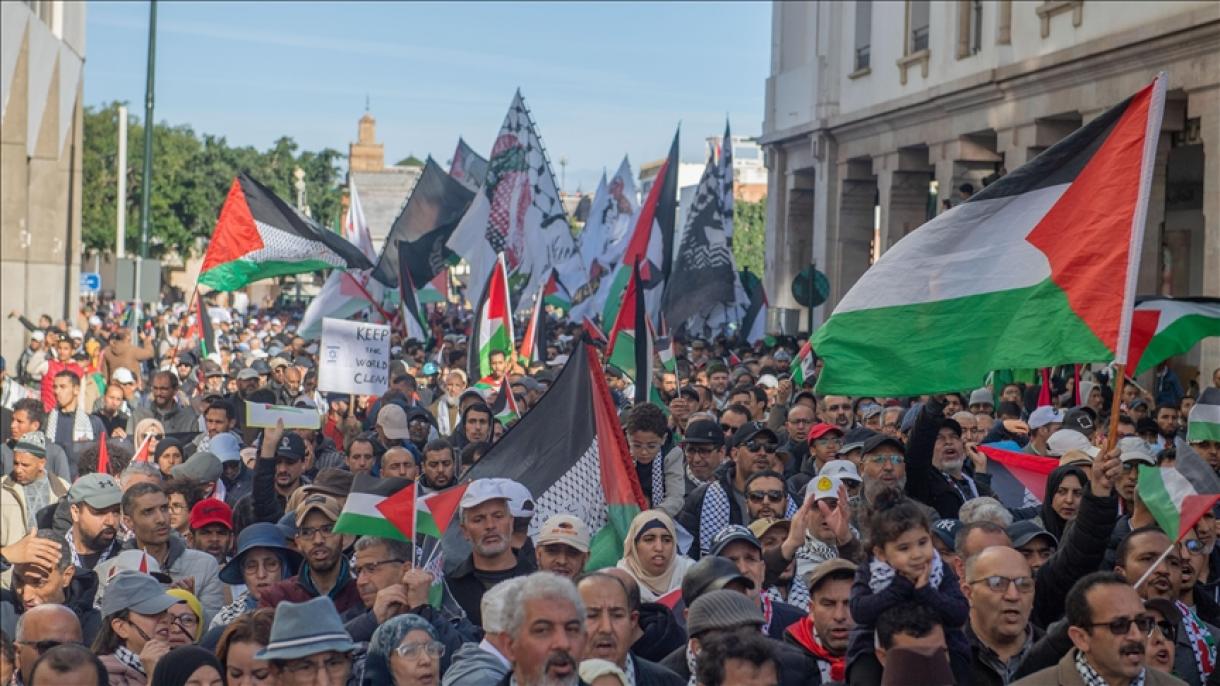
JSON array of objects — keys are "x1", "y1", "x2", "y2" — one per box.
[
  {"x1": 855, "y1": 1, "x2": 872, "y2": 72},
  {"x1": 970, "y1": 0, "x2": 983, "y2": 53},
  {"x1": 908, "y1": 0, "x2": 930, "y2": 53}
]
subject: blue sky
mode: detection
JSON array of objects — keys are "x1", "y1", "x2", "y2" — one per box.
[{"x1": 86, "y1": 1, "x2": 771, "y2": 192}]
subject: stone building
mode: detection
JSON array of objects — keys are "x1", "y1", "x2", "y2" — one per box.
[
  {"x1": 347, "y1": 111, "x2": 422, "y2": 246},
  {"x1": 1, "y1": 0, "x2": 86, "y2": 363},
  {"x1": 760, "y1": 1, "x2": 1219, "y2": 376}
]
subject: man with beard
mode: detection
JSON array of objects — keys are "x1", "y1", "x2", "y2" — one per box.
[
  {"x1": 93, "y1": 383, "x2": 129, "y2": 439},
  {"x1": 65, "y1": 473, "x2": 123, "y2": 569},
  {"x1": 906, "y1": 398, "x2": 989, "y2": 519},
  {"x1": 1, "y1": 432, "x2": 69, "y2": 534},
  {"x1": 501, "y1": 572, "x2": 589, "y2": 686},
  {"x1": 11, "y1": 529, "x2": 102, "y2": 645},
  {"x1": 709, "y1": 526, "x2": 804, "y2": 639},
  {"x1": 120, "y1": 482, "x2": 224, "y2": 624},
  {"x1": 744, "y1": 471, "x2": 790, "y2": 522},
  {"x1": 259, "y1": 493, "x2": 363, "y2": 614},
  {"x1": 678, "y1": 422, "x2": 784, "y2": 559},
  {"x1": 449, "y1": 480, "x2": 536, "y2": 626},
  {"x1": 858, "y1": 433, "x2": 907, "y2": 506},
  {"x1": 406, "y1": 407, "x2": 434, "y2": 452},
  {"x1": 130, "y1": 371, "x2": 199, "y2": 435},
  {"x1": 533, "y1": 515, "x2": 590, "y2": 581},
  {"x1": 577, "y1": 573, "x2": 684, "y2": 685},
  {"x1": 819, "y1": 395, "x2": 853, "y2": 433},
  {"x1": 782, "y1": 559, "x2": 856, "y2": 684},
  {"x1": 188, "y1": 498, "x2": 233, "y2": 566},
  {"x1": 239, "y1": 425, "x2": 309, "y2": 526},
  {"x1": 1012, "y1": 572, "x2": 1183, "y2": 686},
  {"x1": 679, "y1": 419, "x2": 726, "y2": 495},
  {"x1": 1116, "y1": 527, "x2": 1211, "y2": 686},
  {"x1": 459, "y1": 403, "x2": 494, "y2": 447},
  {"x1": 964, "y1": 547, "x2": 1039, "y2": 686},
  {"x1": 419, "y1": 439, "x2": 457, "y2": 494}
]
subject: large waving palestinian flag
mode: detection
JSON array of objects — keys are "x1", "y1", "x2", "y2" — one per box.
[
  {"x1": 813, "y1": 75, "x2": 1167, "y2": 395},
  {"x1": 199, "y1": 174, "x2": 374, "y2": 291},
  {"x1": 1126, "y1": 297, "x2": 1220, "y2": 375},
  {"x1": 459, "y1": 340, "x2": 647, "y2": 570}
]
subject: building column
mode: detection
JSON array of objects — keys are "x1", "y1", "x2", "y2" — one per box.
[
  {"x1": 1190, "y1": 86, "x2": 1220, "y2": 376},
  {"x1": 997, "y1": 124, "x2": 1037, "y2": 170},
  {"x1": 828, "y1": 159, "x2": 875, "y2": 310},
  {"x1": 933, "y1": 157, "x2": 957, "y2": 214},
  {"x1": 762, "y1": 145, "x2": 791, "y2": 321},
  {"x1": 874, "y1": 152, "x2": 931, "y2": 254},
  {"x1": 810, "y1": 132, "x2": 839, "y2": 329},
  {"x1": 1139, "y1": 133, "x2": 1173, "y2": 296}
]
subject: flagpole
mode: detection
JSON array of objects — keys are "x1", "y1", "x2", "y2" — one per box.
[
  {"x1": 1105, "y1": 363, "x2": 1127, "y2": 453},
  {"x1": 410, "y1": 486, "x2": 418, "y2": 569},
  {"x1": 168, "y1": 281, "x2": 202, "y2": 369},
  {"x1": 1132, "y1": 540, "x2": 1177, "y2": 590}
]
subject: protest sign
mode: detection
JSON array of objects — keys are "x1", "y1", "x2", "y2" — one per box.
[
  {"x1": 318, "y1": 318, "x2": 391, "y2": 396},
  {"x1": 245, "y1": 402, "x2": 322, "y2": 430}
]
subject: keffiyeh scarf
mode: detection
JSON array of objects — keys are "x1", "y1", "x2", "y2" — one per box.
[
  {"x1": 1177, "y1": 600, "x2": 1217, "y2": 679},
  {"x1": 698, "y1": 480, "x2": 798, "y2": 555},
  {"x1": 210, "y1": 589, "x2": 256, "y2": 630},
  {"x1": 64, "y1": 527, "x2": 117, "y2": 569},
  {"x1": 47, "y1": 400, "x2": 94, "y2": 443},
  {"x1": 649, "y1": 451, "x2": 666, "y2": 509},
  {"x1": 113, "y1": 645, "x2": 146, "y2": 676},
  {"x1": 1075, "y1": 649, "x2": 1144, "y2": 686},
  {"x1": 868, "y1": 548, "x2": 944, "y2": 593}
]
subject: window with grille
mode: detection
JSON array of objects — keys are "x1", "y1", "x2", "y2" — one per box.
[
  {"x1": 909, "y1": 1, "x2": 930, "y2": 53},
  {"x1": 855, "y1": 1, "x2": 872, "y2": 71}
]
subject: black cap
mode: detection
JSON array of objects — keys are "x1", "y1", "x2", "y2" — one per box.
[
  {"x1": 1007, "y1": 520, "x2": 1058, "y2": 548},
  {"x1": 273, "y1": 432, "x2": 307, "y2": 461},
  {"x1": 861, "y1": 433, "x2": 905, "y2": 455},
  {"x1": 681, "y1": 555, "x2": 754, "y2": 603},
  {"x1": 936, "y1": 417, "x2": 963, "y2": 437},
  {"x1": 728, "y1": 421, "x2": 778, "y2": 449},
  {"x1": 683, "y1": 419, "x2": 725, "y2": 447},
  {"x1": 1062, "y1": 408, "x2": 1097, "y2": 437},
  {"x1": 1136, "y1": 417, "x2": 1160, "y2": 435},
  {"x1": 709, "y1": 525, "x2": 762, "y2": 556},
  {"x1": 678, "y1": 387, "x2": 701, "y2": 402}
]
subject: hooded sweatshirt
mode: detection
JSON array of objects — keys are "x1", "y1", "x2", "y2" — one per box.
[{"x1": 441, "y1": 641, "x2": 510, "y2": 686}]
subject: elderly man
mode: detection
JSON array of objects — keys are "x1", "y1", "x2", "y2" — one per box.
[
  {"x1": 963, "y1": 547, "x2": 1039, "y2": 686},
  {"x1": 449, "y1": 480, "x2": 536, "y2": 625},
  {"x1": 1, "y1": 432, "x2": 69, "y2": 533},
  {"x1": 709, "y1": 526, "x2": 804, "y2": 639},
  {"x1": 578, "y1": 572, "x2": 684, "y2": 685},
  {"x1": 533, "y1": 514, "x2": 591, "y2": 580},
  {"x1": 858, "y1": 433, "x2": 907, "y2": 505},
  {"x1": 444, "y1": 578, "x2": 523, "y2": 686},
  {"x1": 12, "y1": 604, "x2": 82, "y2": 686},
  {"x1": 781, "y1": 559, "x2": 856, "y2": 684},
  {"x1": 1012, "y1": 572, "x2": 1184, "y2": 686},
  {"x1": 907, "y1": 400, "x2": 991, "y2": 519},
  {"x1": 3, "y1": 398, "x2": 71, "y2": 480},
  {"x1": 500, "y1": 572, "x2": 588, "y2": 686},
  {"x1": 258, "y1": 596, "x2": 356, "y2": 686}
]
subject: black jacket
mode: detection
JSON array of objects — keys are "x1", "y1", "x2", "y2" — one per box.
[
  {"x1": 632, "y1": 656, "x2": 685, "y2": 686},
  {"x1": 1031, "y1": 488, "x2": 1118, "y2": 628},
  {"x1": 905, "y1": 398, "x2": 993, "y2": 519},
  {"x1": 447, "y1": 553, "x2": 535, "y2": 627},
  {"x1": 676, "y1": 462, "x2": 743, "y2": 560},
  {"x1": 633, "y1": 602, "x2": 688, "y2": 663},
  {"x1": 1012, "y1": 618, "x2": 1072, "y2": 681},
  {"x1": 661, "y1": 638, "x2": 818, "y2": 686}
]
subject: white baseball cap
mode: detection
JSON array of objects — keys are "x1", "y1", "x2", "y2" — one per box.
[
  {"x1": 818, "y1": 459, "x2": 862, "y2": 484},
  {"x1": 484, "y1": 478, "x2": 535, "y2": 519},
  {"x1": 1047, "y1": 429, "x2": 1100, "y2": 459},
  {"x1": 1028, "y1": 406, "x2": 1065, "y2": 430},
  {"x1": 112, "y1": 367, "x2": 136, "y2": 384},
  {"x1": 805, "y1": 474, "x2": 843, "y2": 502},
  {"x1": 460, "y1": 479, "x2": 514, "y2": 511},
  {"x1": 757, "y1": 374, "x2": 779, "y2": 389}
]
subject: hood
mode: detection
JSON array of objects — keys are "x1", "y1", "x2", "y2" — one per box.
[
  {"x1": 633, "y1": 601, "x2": 688, "y2": 663},
  {"x1": 443, "y1": 642, "x2": 508, "y2": 680},
  {"x1": 123, "y1": 531, "x2": 189, "y2": 568},
  {"x1": 64, "y1": 567, "x2": 100, "y2": 612},
  {"x1": 1041, "y1": 463, "x2": 1089, "y2": 540}
]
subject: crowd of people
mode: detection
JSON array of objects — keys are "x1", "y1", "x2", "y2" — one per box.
[{"x1": 0, "y1": 298, "x2": 1218, "y2": 686}]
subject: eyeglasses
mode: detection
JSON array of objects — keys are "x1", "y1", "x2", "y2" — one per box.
[
  {"x1": 720, "y1": 424, "x2": 738, "y2": 433},
  {"x1": 1085, "y1": 615, "x2": 1156, "y2": 636},
  {"x1": 395, "y1": 640, "x2": 445, "y2": 659},
  {"x1": 1183, "y1": 539, "x2": 1203, "y2": 554},
  {"x1": 1148, "y1": 619, "x2": 1178, "y2": 642},
  {"x1": 969, "y1": 575, "x2": 1035, "y2": 594},
  {"x1": 742, "y1": 441, "x2": 777, "y2": 453},
  {"x1": 812, "y1": 438, "x2": 842, "y2": 448},
  {"x1": 169, "y1": 614, "x2": 199, "y2": 633},
  {"x1": 295, "y1": 524, "x2": 335, "y2": 539},
  {"x1": 242, "y1": 557, "x2": 283, "y2": 575},
  {"x1": 353, "y1": 559, "x2": 405, "y2": 577},
  {"x1": 747, "y1": 490, "x2": 785, "y2": 503},
  {"x1": 865, "y1": 454, "x2": 904, "y2": 466}
]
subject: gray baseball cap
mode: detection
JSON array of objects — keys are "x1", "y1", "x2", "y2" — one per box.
[
  {"x1": 68, "y1": 473, "x2": 123, "y2": 509},
  {"x1": 100, "y1": 570, "x2": 179, "y2": 618}
]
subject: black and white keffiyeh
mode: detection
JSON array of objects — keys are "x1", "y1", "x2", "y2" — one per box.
[
  {"x1": 649, "y1": 451, "x2": 666, "y2": 509},
  {"x1": 868, "y1": 548, "x2": 945, "y2": 593}
]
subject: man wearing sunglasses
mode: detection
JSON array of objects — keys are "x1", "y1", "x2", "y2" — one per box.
[
  {"x1": 963, "y1": 546, "x2": 1039, "y2": 686},
  {"x1": 1012, "y1": 571, "x2": 1182, "y2": 686},
  {"x1": 678, "y1": 422, "x2": 788, "y2": 559},
  {"x1": 12, "y1": 604, "x2": 82, "y2": 686},
  {"x1": 680, "y1": 419, "x2": 726, "y2": 495}
]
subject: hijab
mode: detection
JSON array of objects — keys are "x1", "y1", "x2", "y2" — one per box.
[
  {"x1": 616, "y1": 509, "x2": 694, "y2": 600},
  {"x1": 149, "y1": 645, "x2": 223, "y2": 686},
  {"x1": 364, "y1": 614, "x2": 438, "y2": 686},
  {"x1": 1041, "y1": 463, "x2": 1089, "y2": 540},
  {"x1": 166, "y1": 588, "x2": 204, "y2": 642}
]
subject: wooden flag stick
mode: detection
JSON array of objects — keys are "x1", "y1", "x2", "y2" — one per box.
[{"x1": 1105, "y1": 363, "x2": 1127, "y2": 454}]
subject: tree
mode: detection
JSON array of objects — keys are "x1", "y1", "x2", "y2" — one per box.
[
  {"x1": 81, "y1": 102, "x2": 345, "y2": 259},
  {"x1": 732, "y1": 197, "x2": 766, "y2": 277}
]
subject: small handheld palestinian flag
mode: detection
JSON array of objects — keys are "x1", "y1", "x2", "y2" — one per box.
[
  {"x1": 132, "y1": 433, "x2": 153, "y2": 463},
  {"x1": 490, "y1": 377, "x2": 521, "y2": 426},
  {"x1": 333, "y1": 473, "x2": 416, "y2": 541},
  {"x1": 199, "y1": 173, "x2": 374, "y2": 291},
  {"x1": 96, "y1": 436, "x2": 110, "y2": 476},
  {"x1": 1126, "y1": 297, "x2": 1220, "y2": 375},
  {"x1": 1188, "y1": 388, "x2": 1220, "y2": 444},
  {"x1": 468, "y1": 253, "x2": 515, "y2": 383},
  {"x1": 791, "y1": 341, "x2": 815, "y2": 387},
  {"x1": 186, "y1": 292, "x2": 215, "y2": 358},
  {"x1": 1138, "y1": 439, "x2": 1220, "y2": 542},
  {"x1": 518, "y1": 290, "x2": 545, "y2": 367}
]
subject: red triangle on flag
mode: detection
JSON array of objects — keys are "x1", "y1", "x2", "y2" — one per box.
[
  {"x1": 96, "y1": 437, "x2": 110, "y2": 475},
  {"x1": 138, "y1": 551, "x2": 149, "y2": 573},
  {"x1": 422, "y1": 483, "x2": 469, "y2": 536},
  {"x1": 376, "y1": 483, "x2": 418, "y2": 540},
  {"x1": 201, "y1": 177, "x2": 265, "y2": 273},
  {"x1": 133, "y1": 434, "x2": 153, "y2": 463}
]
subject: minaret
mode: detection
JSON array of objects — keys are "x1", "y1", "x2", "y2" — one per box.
[{"x1": 348, "y1": 111, "x2": 384, "y2": 173}]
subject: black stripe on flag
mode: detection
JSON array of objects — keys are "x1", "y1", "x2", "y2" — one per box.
[{"x1": 237, "y1": 173, "x2": 373, "y2": 271}]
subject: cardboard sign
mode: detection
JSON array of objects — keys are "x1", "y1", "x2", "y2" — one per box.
[
  {"x1": 244, "y1": 402, "x2": 322, "y2": 430},
  {"x1": 318, "y1": 318, "x2": 391, "y2": 396}
]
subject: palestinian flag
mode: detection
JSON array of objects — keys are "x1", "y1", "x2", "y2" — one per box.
[
  {"x1": 977, "y1": 443, "x2": 1059, "y2": 509},
  {"x1": 1188, "y1": 388, "x2": 1220, "y2": 443},
  {"x1": 518, "y1": 290, "x2": 546, "y2": 367},
  {"x1": 740, "y1": 270, "x2": 768, "y2": 345},
  {"x1": 185, "y1": 293, "x2": 215, "y2": 358},
  {"x1": 490, "y1": 377, "x2": 522, "y2": 425},
  {"x1": 96, "y1": 436, "x2": 111, "y2": 475},
  {"x1": 1127, "y1": 297, "x2": 1220, "y2": 375},
  {"x1": 371, "y1": 157, "x2": 474, "y2": 289},
  {"x1": 468, "y1": 253, "x2": 515, "y2": 382},
  {"x1": 542, "y1": 269, "x2": 571, "y2": 312},
  {"x1": 199, "y1": 173, "x2": 373, "y2": 291},
  {"x1": 791, "y1": 341, "x2": 816, "y2": 387},
  {"x1": 417, "y1": 270, "x2": 450, "y2": 305},
  {"x1": 607, "y1": 260, "x2": 653, "y2": 405},
  {"x1": 398, "y1": 241, "x2": 431, "y2": 344},
  {"x1": 333, "y1": 473, "x2": 416, "y2": 541},
  {"x1": 603, "y1": 130, "x2": 679, "y2": 327},
  {"x1": 1139, "y1": 439, "x2": 1220, "y2": 541},
  {"x1": 460, "y1": 340, "x2": 647, "y2": 570},
  {"x1": 132, "y1": 433, "x2": 153, "y2": 463},
  {"x1": 813, "y1": 75, "x2": 1168, "y2": 395}
]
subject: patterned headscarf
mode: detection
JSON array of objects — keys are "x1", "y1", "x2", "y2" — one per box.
[{"x1": 365, "y1": 614, "x2": 438, "y2": 685}]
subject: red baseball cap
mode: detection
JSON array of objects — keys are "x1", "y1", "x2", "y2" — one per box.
[
  {"x1": 807, "y1": 423, "x2": 844, "y2": 443},
  {"x1": 189, "y1": 498, "x2": 233, "y2": 531}
]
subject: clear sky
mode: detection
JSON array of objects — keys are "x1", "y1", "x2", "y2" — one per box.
[{"x1": 86, "y1": 1, "x2": 771, "y2": 193}]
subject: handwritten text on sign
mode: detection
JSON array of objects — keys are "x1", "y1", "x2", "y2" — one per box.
[{"x1": 318, "y1": 318, "x2": 391, "y2": 396}]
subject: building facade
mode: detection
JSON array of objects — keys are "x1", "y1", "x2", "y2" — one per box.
[
  {"x1": 1, "y1": 0, "x2": 86, "y2": 362},
  {"x1": 760, "y1": 1, "x2": 1219, "y2": 379}
]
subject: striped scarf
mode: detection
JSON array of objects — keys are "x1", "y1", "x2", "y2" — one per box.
[
  {"x1": 649, "y1": 451, "x2": 666, "y2": 509},
  {"x1": 47, "y1": 401, "x2": 94, "y2": 443},
  {"x1": 1177, "y1": 600, "x2": 1217, "y2": 679}
]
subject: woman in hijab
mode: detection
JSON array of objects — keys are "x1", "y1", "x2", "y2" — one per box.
[
  {"x1": 166, "y1": 588, "x2": 204, "y2": 646},
  {"x1": 364, "y1": 614, "x2": 444, "y2": 686},
  {"x1": 616, "y1": 509, "x2": 695, "y2": 602},
  {"x1": 149, "y1": 645, "x2": 224, "y2": 686},
  {"x1": 154, "y1": 437, "x2": 184, "y2": 479},
  {"x1": 1040, "y1": 463, "x2": 1089, "y2": 541}
]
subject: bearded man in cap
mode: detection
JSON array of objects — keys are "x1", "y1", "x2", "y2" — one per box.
[{"x1": 259, "y1": 492, "x2": 362, "y2": 614}]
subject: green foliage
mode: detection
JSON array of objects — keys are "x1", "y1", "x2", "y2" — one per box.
[
  {"x1": 732, "y1": 197, "x2": 766, "y2": 277},
  {"x1": 82, "y1": 102, "x2": 345, "y2": 258}
]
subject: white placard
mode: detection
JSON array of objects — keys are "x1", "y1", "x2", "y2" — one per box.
[
  {"x1": 244, "y1": 402, "x2": 322, "y2": 430},
  {"x1": 318, "y1": 318, "x2": 391, "y2": 396}
]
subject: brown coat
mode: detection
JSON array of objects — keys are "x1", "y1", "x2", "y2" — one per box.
[
  {"x1": 99, "y1": 336, "x2": 154, "y2": 386},
  {"x1": 1011, "y1": 649, "x2": 1186, "y2": 686}
]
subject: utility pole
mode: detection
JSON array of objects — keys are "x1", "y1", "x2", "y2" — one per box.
[
  {"x1": 116, "y1": 105, "x2": 128, "y2": 258},
  {"x1": 133, "y1": 0, "x2": 156, "y2": 331}
]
